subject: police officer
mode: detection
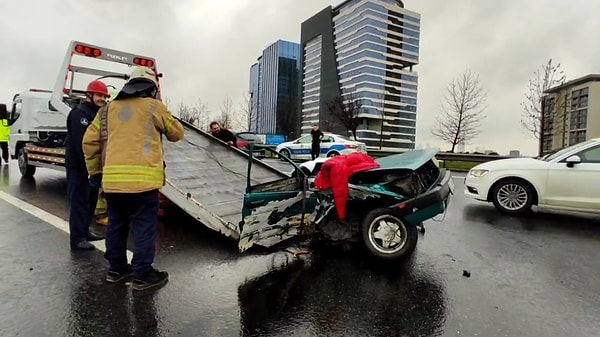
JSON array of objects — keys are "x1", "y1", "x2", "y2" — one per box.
[
  {"x1": 65, "y1": 80, "x2": 108, "y2": 250},
  {"x1": 83, "y1": 66, "x2": 184, "y2": 290},
  {"x1": 0, "y1": 104, "x2": 9, "y2": 164}
]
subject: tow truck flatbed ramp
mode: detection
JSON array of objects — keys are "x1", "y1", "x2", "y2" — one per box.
[{"x1": 161, "y1": 120, "x2": 287, "y2": 241}]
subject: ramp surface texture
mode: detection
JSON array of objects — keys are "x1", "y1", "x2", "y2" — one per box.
[{"x1": 162, "y1": 122, "x2": 286, "y2": 228}]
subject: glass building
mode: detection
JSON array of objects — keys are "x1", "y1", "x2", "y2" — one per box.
[
  {"x1": 299, "y1": 0, "x2": 420, "y2": 152},
  {"x1": 249, "y1": 40, "x2": 301, "y2": 137}
]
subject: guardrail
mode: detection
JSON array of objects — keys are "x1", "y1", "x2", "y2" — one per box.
[{"x1": 367, "y1": 150, "x2": 512, "y2": 163}]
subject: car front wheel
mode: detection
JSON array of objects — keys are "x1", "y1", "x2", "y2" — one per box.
[
  {"x1": 491, "y1": 179, "x2": 534, "y2": 215},
  {"x1": 279, "y1": 149, "x2": 291, "y2": 161},
  {"x1": 361, "y1": 208, "x2": 418, "y2": 262}
]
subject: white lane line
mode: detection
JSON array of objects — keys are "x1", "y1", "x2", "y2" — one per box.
[{"x1": 0, "y1": 190, "x2": 133, "y2": 261}]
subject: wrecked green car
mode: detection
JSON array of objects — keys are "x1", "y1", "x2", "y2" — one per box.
[{"x1": 238, "y1": 148, "x2": 454, "y2": 262}]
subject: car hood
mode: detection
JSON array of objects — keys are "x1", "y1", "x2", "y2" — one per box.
[
  {"x1": 371, "y1": 148, "x2": 439, "y2": 171},
  {"x1": 472, "y1": 157, "x2": 548, "y2": 170}
]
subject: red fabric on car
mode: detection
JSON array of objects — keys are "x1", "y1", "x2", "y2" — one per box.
[{"x1": 314, "y1": 152, "x2": 380, "y2": 220}]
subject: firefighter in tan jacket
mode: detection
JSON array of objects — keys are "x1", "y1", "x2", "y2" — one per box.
[
  {"x1": 83, "y1": 66, "x2": 184, "y2": 291},
  {"x1": 94, "y1": 85, "x2": 118, "y2": 226}
]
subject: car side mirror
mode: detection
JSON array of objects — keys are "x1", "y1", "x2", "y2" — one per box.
[{"x1": 565, "y1": 155, "x2": 581, "y2": 168}]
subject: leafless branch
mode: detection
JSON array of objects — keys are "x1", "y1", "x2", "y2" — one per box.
[
  {"x1": 431, "y1": 69, "x2": 488, "y2": 152},
  {"x1": 520, "y1": 58, "x2": 566, "y2": 140},
  {"x1": 176, "y1": 98, "x2": 209, "y2": 129},
  {"x1": 326, "y1": 92, "x2": 362, "y2": 140}
]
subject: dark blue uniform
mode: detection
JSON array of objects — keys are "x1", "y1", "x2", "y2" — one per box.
[{"x1": 65, "y1": 101, "x2": 100, "y2": 248}]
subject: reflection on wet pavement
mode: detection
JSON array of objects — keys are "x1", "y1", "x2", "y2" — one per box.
[{"x1": 239, "y1": 250, "x2": 446, "y2": 337}]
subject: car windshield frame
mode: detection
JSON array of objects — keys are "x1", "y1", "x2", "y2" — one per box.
[{"x1": 542, "y1": 139, "x2": 597, "y2": 162}]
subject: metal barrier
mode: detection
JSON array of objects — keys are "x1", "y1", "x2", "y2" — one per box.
[{"x1": 367, "y1": 150, "x2": 511, "y2": 163}]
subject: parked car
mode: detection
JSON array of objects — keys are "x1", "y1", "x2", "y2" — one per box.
[
  {"x1": 464, "y1": 138, "x2": 600, "y2": 215},
  {"x1": 239, "y1": 148, "x2": 454, "y2": 262},
  {"x1": 235, "y1": 131, "x2": 265, "y2": 157},
  {"x1": 275, "y1": 133, "x2": 367, "y2": 161}
]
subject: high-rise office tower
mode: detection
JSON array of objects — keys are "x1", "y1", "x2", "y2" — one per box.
[{"x1": 299, "y1": 0, "x2": 420, "y2": 151}]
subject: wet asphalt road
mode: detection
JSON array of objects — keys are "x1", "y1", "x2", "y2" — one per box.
[{"x1": 1, "y1": 160, "x2": 600, "y2": 337}]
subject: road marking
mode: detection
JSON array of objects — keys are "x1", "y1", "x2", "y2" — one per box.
[{"x1": 0, "y1": 190, "x2": 133, "y2": 261}]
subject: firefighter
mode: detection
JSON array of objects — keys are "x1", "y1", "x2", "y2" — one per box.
[
  {"x1": 65, "y1": 80, "x2": 108, "y2": 250},
  {"x1": 83, "y1": 66, "x2": 184, "y2": 290},
  {"x1": 0, "y1": 104, "x2": 9, "y2": 164},
  {"x1": 94, "y1": 85, "x2": 119, "y2": 226}
]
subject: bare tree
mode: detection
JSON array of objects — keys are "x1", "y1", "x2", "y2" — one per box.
[
  {"x1": 177, "y1": 98, "x2": 209, "y2": 128},
  {"x1": 218, "y1": 94, "x2": 247, "y2": 131},
  {"x1": 239, "y1": 92, "x2": 255, "y2": 131},
  {"x1": 520, "y1": 58, "x2": 566, "y2": 141},
  {"x1": 431, "y1": 69, "x2": 488, "y2": 153},
  {"x1": 327, "y1": 93, "x2": 362, "y2": 140}
]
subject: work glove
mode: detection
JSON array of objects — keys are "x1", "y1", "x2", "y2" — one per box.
[{"x1": 89, "y1": 174, "x2": 103, "y2": 188}]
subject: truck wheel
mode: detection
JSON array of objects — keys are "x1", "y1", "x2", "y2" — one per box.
[
  {"x1": 361, "y1": 208, "x2": 418, "y2": 262},
  {"x1": 18, "y1": 146, "x2": 36, "y2": 177}
]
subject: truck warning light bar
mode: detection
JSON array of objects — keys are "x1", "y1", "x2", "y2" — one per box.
[{"x1": 71, "y1": 42, "x2": 156, "y2": 69}]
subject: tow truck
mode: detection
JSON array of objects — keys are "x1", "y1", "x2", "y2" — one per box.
[{"x1": 8, "y1": 41, "x2": 159, "y2": 176}]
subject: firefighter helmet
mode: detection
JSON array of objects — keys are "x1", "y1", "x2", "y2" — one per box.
[
  {"x1": 128, "y1": 66, "x2": 158, "y2": 87},
  {"x1": 119, "y1": 66, "x2": 158, "y2": 95}
]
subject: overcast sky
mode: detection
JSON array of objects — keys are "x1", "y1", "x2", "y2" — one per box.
[{"x1": 1, "y1": 0, "x2": 599, "y2": 155}]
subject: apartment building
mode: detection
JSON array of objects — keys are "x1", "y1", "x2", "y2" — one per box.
[{"x1": 541, "y1": 74, "x2": 600, "y2": 154}]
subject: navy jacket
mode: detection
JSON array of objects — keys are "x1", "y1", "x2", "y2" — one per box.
[{"x1": 65, "y1": 101, "x2": 98, "y2": 169}]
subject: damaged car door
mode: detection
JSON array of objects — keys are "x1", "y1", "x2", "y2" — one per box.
[{"x1": 238, "y1": 155, "x2": 318, "y2": 252}]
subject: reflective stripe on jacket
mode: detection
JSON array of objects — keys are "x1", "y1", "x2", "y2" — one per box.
[
  {"x1": 82, "y1": 97, "x2": 184, "y2": 193},
  {"x1": 0, "y1": 119, "x2": 9, "y2": 142}
]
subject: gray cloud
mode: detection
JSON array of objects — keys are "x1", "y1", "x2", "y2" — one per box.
[{"x1": 1, "y1": 0, "x2": 598, "y2": 155}]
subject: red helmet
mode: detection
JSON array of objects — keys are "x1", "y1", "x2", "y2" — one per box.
[{"x1": 86, "y1": 80, "x2": 109, "y2": 97}]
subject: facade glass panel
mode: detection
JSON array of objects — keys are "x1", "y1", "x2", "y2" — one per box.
[{"x1": 249, "y1": 40, "x2": 300, "y2": 136}]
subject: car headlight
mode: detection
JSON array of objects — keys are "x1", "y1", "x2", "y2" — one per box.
[{"x1": 469, "y1": 169, "x2": 489, "y2": 177}]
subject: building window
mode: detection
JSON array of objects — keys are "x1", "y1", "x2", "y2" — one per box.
[
  {"x1": 571, "y1": 87, "x2": 589, "y2": 109},
  {"x1": 569, "y1": 108, "x2": 587, "y2": 130},
  {"x1": 569, "y1": 130, "x2": 586, "y2": 146}
]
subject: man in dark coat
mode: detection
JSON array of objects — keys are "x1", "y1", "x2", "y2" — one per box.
[
  {"x1": 65, "y1": 80, "x2": 109, "y2": 250},
  {"x1": 210, "y1": 121, "x2": 237, "y2": 146}
]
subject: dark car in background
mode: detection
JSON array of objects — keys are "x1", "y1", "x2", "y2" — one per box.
[{"x1": 235, "y1": 131, "x2": 266, "y2": 157}]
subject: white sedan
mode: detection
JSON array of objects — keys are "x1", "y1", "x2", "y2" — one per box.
[
  {"x1": 276, "y1": 133, "x2": 367, "y2": 161},
  {"x1": 464, "y1": 138, "x2": 600, "y2": 215}
]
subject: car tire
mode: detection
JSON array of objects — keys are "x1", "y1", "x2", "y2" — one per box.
[
  {"x1": 279, "y1": 149, "x2": 291, "y2": 161},
  {"x1": 327, "y1": 151, "x2": 339, "y2": 158},
  {"x1": 361, "y1": 208, "x2": 418, "y2": 262},
  {"x1": 18, "y1": 146, "x2": 36, "y2": 177},
  {"x1": 491, "y1": 178, "x2": 534, "y2": 215}
]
